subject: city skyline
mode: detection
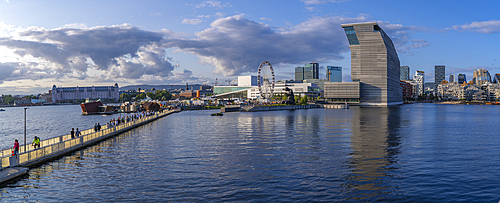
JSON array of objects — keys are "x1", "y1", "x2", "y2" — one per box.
[{"x1": 1, "y1": 0, "x2": 500, "y2": 95}]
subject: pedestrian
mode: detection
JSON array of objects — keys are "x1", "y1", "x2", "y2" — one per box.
[
  {"x1": 71, "y1": 128, "x2": 75, "y2": 139},
  {"x1": 13, "y1": 139, "x2": 19, "y2": 156},
  {"x1": 97, "y1": 123, "x2": 101, "y2": 131},
  {"x1": 75, "y1": 128, "x2": 81, "y2": 137},
  {"x1": 94, "y1": 123, "x2": 98, "y2": 132},
  {"x1": 32, "y1": 136, "x2": 40, "y2": 149}
]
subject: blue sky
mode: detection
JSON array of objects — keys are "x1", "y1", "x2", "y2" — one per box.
[{"x1": 1, "y1": 0, "x2": 500, "y2": 95}]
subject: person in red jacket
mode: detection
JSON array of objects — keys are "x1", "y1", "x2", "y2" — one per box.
[{"x1": 13, "y1": 139, "x2": 19, "y2": 156}]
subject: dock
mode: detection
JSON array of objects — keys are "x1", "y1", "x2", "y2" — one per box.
[{"x1": 0, "y1": 109, "x2": 179, "y2": 185}]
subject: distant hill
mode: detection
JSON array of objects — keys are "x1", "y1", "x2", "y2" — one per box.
[{"x1": 119, "y1": 84, "x2": 206, "y2": 91}]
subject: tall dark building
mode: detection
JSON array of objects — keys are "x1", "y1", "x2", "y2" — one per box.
[{"x1": 458, "y1": 74, "x2": 466, "y2": 84}]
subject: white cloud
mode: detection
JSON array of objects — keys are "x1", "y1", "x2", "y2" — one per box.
[
  {"x1": 306, "y1": 7, "x2": 316, "y2": 12},
  {"x1": 188, "y1": 1, "x2": 232, "y2": 9},
  {"x1": 214, "y1": 12, "x2": 225, "y2": 18},
  {"x1": 301, "y1": 0, "x2": 350, "y2": 5},
  {"x1": 150, "y1": 13, "x2": 162, "y2": 16},
  {"x1": 259, "y1": 17, "x2": 272, "y2": 21},
  {"x1": 452, "y1": 20, "x2": 500, "y2": 34},
  {"x1": 182, "y1": 18, "x2": 203, "y2": 25}
]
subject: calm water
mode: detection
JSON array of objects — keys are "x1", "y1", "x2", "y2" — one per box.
[{"x1": 1, "y1": 104, "x2": 500, "y2": 202}]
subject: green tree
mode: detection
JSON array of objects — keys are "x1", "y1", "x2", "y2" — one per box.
[
  {"x1": 136, "y1": 93, "x2": 146, "y2": 101},
  {"x1": 146, "y1": 92, "x2": 155, "y2": 100},
  {"x1": 2, "y1": 94, "x2": 14, "y2": 105}
]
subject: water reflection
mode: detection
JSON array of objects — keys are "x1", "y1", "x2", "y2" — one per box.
[{"x1": 344, "y1": 107, "x2": 403, "y2": 200}]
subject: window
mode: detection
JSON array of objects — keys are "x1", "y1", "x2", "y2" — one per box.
[{"x1": 343, "y1": 26, "x2": 359, "y2": 45}]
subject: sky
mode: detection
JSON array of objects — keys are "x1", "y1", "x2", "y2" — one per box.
[{"x1": 1, "y1": 0, "x2": 500, "y2": 95}]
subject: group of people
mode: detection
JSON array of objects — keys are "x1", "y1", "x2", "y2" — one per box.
[
  {"x1": 12, "y1": 111, "x2": 160, "y2": 156},
  {"x1": 70, "y1": 128, "x2": 81, "y2": 139},
  {"x1": 12, "y1": 136, "x2": 41, "y2": 156}
]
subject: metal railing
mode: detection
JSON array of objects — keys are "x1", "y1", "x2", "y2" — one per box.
[{"x1": 1, "y1": 110, "x2": 173, "y2": 169}]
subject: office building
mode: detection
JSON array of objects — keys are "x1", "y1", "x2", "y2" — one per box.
[
  {"x1": 237, "y1": 76, "x2": 258, "y2": 86},
  {"x1": 295, "y1": 63, "x2": 319, "y2": 81},
  {"x1": 400, "y1": 66, "x2": 410, "y2": 81},
  {"x1": 414, "y1": 70, "x2": 424, "y2": 96},
  {"x1": 52, "y1": 83, "x2": 120, "y2": 103},
  {"x1": 449, "y1": 74, "x2": 455, "y2": 83},
  {"x1": 329, "y1": 22, "x2": 402, "y2": 106},
  {"x1": 458, "y1": 74, "x2": 467, "y2": 84},
  {"x1": 473, "y1": 68, "x2": 491, "y2": 85},
  {"x1": 326, "y1": 66, "x2": 342, "y2": 82},
  {"x1": 435, "y1": 65, "x2": 445, "y2": 87}
]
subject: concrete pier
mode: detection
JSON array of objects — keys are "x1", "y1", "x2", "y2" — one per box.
[{"x1": 0, "y1": 109, "x2": 179, "y2": 185}]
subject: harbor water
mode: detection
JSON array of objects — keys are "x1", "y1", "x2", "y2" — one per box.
[{"x1": 1, "y1": 104, "x2": 500, "y2": 202}]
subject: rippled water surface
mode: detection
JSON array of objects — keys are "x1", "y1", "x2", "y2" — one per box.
[{"x1": 1, "y1": 104, "x2": 500, "y2": 202}]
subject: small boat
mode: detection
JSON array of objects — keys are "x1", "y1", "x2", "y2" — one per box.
[
  {"x1": 0, "y1": 109, "x2": 5, "y2": 111},
  {"x1": 211, "y1": 112, "x2": 223, "y2": 116}
]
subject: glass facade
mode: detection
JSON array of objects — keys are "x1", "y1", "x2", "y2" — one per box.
[
  {"x1": 213, "y1": 86, "x2": 252, "y2": 95},
  {"x1": 327, "y1": 66, "x2": 342, "y2": 82},
  {"x1": 343, "y1": 26, "x2": 360, "y2": 45}
]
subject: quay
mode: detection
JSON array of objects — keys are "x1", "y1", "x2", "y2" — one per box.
[
  {"x1": 240, "y1": 104, "x2": 348, "y2": 112},
  {"x1": 0, "y1": 109, "x2": 179, "y2": 185}
]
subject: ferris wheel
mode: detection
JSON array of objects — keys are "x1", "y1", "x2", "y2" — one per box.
[{"x1": 257, "y1": 61, "x2": 275, "y2": 100}]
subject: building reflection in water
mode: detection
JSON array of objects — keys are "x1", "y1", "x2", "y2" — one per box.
[{"x1": 342, "y1": 107, "x2": 404, "y2": 200}]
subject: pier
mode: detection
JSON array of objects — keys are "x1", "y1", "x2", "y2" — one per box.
[{"x1": 0, "y1": 109, "x2": 178, "y2": 184}]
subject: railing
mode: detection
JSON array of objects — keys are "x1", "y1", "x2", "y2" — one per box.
[{"x1": 1, "y1": 110, "x2": 173, "y2": 169}]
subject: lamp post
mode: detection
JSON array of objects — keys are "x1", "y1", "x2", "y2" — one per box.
[{"x1": 24, "y1": 107, "x2": 28, "y2": 152}]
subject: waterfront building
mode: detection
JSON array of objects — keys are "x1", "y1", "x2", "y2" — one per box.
[
  {"x1": 414, "y1": 70, "x2": 425, "y2": 96},
  {"x1": 326, "y1": 66, "x2": 342, "y2": 82},
  {"x1": 303, "y1": 79, "x2": 329, "y2": 92},
  {"x1": 404, "y1": 80, "x2": 419, "y2": 99},
  {"x1": 324, "y1": 82, "x2": 360, "y2": 102},
  {"x1": 449, "y1": 74, "x2": 456, "y2": 83},
  {"x1": 493, "y1": 74, "x2": 500, "y2": 83},
  {"x1": 213, "y1": 76, "x2": 321, "y2": 100},
  {"x1": 400, "y1": 66, "x2": 410, "y2": 81},
  {"x1": 400, "y1": 80, "x2": 413, "y2": 100},
  {"x1": 237, "y1": 76, "x2": 258, "y2": 86},
  {"x1": 51, "y1": 83, "x2": 119, "y2": 103},
  {"x1": 473, "y1": 68, "x2": 491, "y2": 85},
  {"x1": 458, "y1": 74, "x2": 467, "y2": 84},
  {"x1": 435, "y1": 65, "x2": 445, "y2": 93},
  {"x1": 325, "y1": 22, "x2": 402, "y2": 106}
]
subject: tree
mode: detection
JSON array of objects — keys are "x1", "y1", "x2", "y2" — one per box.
[
  {"x1": 136, "y1": 93, "x2": 146, "y2": 101},
  {"x1": 2, "y1": 94, "x2": 14, "y2": 105}
]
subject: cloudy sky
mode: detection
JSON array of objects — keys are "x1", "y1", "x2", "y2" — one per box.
[{"x1": 1, "y1": 0, "x2": 500, "y2": 95}]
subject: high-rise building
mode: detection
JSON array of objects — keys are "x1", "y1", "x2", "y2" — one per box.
[
  {"x1": 340, "y1": 22, "x2": 402, "y2": 106},
  {"x1": 295, "y1": 66, "x2": 304, "y2": 81},
  {"x1": 473, "y1": 68, "x2": 491, "y2": 85},
  {"x1": 435, "y1": 65, "x2": 445, "y2": 86},
  {"x1": 493, "y1": 74, "x2": 500, "y2": 83},
  {"x1": 295, "y1": 63, "x2": 319, "y2": 81},
  {"x1": 458, "y1": 74, "x2": 466, "y2": 84},
  {"x1": 326, "y1": 66, "x2": 342, "y2": 82},
  {"x1": 414, "y1": 70, "x2": 424, "y2": 96},
  {"x1": 400, "y1": 66, "x2": 410, "y2": 81},
  {"x1": 304, "y1": 63, "x2": 319, "y2": 80},
  {"x1": 449, "y1": 74, "x2": 455, "y2": 83}
]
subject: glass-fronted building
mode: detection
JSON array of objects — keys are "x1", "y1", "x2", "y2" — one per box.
[
  {"x1": 295, "y1": 63, "x2": 319, "y2": 81},
  {"x1": 326, "y1": 66, "x2": 342, "y2": 82},
  {"x1": 400, "y1": 66, "x2": 410, "y2": 81}
]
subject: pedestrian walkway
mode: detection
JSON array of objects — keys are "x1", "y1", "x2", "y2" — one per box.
[{"x1": 0, "y1": 109, "x2": 179, "y2": 185}]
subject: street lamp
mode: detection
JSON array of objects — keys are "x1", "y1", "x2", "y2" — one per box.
[{"x1": 24, "y1": 107, "x2": 28, "y2": 152}]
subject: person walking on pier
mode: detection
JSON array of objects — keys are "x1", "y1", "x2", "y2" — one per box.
[
  {"x1": 13, "y1": 139, "x2": 19, "y2": 156},
  {"x1": 94, "y1": 123, "x2": 98, "y2": 132},
  {"x1": 32, "y1": 136, "x2": 40, "y2": 149},
  {"x1": 97, "y1": 123, "x2": 101, "y2": 131},
  {"x1": 71, "y1": 128, "x2": 75, "y2": 139},
  {"x1": 75, "y1": 128, "x2": 81, "y2": 137}
]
